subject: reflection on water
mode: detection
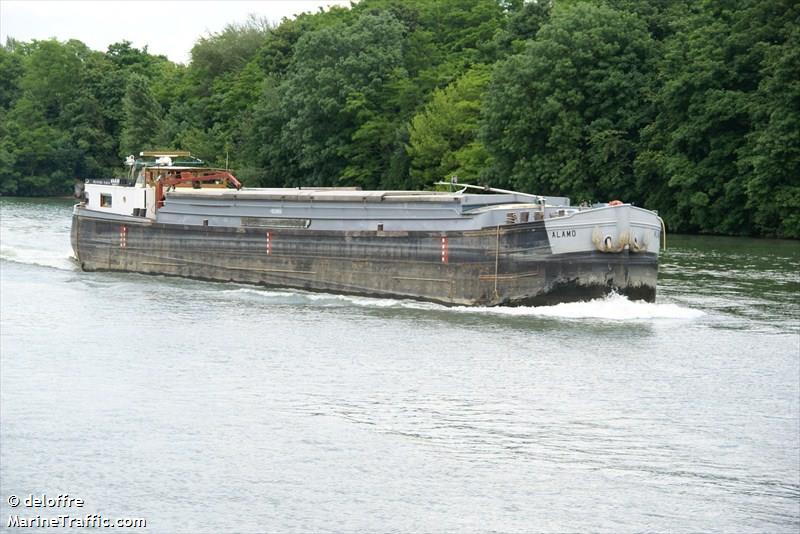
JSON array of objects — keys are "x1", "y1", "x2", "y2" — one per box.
[
  {"x1": 660, "y1": 234, "x2": 800, "y2": 333},
  {"x1": 1, "y1": 197, "x2": 798, "y2": 533}
]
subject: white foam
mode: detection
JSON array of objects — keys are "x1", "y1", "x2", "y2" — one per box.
[
  {"x1": 0, "y1": 244, "x2": 77, "y2": 271},
  {"x1": 222, "y1": 287, "x2": 703, "y2": 321},
  {"x1": 228, "y1": 287, "x2": 300, "y2": 299},
  {"x1": 304, "y1": 292, "x2": 419, "y2": 308},
  {"x1": 460, "y1": 293, "x2": 705, "y2": 320}
]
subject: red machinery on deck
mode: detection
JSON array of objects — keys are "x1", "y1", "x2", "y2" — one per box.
[{"x1": 154, "y1": 169, "x2": 242, "y2": 210}]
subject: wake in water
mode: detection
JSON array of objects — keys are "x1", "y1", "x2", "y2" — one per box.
[
  {"x1": 0, "y1": 244, "x2": 76, "y2": 271},
  {"x1": 0, "y1": 213, "x2": 700, "y2": 322},
  {"x1": 226, "y1": 286, "x2": 704, "y2": 321},
  {"x1": 0, "y1": 198, "x2": 76, "y2": 271},
  {"x1": 474, "y1": 292, "x2": 705, "y2": 320},
  {"x1": 0, "y1": 240, "x2": 702, "y2": 322}
]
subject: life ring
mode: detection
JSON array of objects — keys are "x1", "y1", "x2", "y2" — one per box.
[{"x1": 609, "y1": 200, "x2": 623, "y2": 206}]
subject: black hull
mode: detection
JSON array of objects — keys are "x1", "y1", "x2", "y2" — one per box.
[{"x1": 71, "y1": 214, "x2": 657, "y2": 306}]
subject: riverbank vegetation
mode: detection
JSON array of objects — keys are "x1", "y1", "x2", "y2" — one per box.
[{"x1": 0, "y1": 0, "x2": 797, "y2": 237}]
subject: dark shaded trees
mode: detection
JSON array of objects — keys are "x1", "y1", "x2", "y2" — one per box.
[
  {"x1": 247, "y1": 0, "x2": 506, "y2": 189},
  {"x1": 251, "y1": 11, "x2": 407, "y2": 188},
  {"x1": 481, "y1": 2, "x2": 656, "y2": 202},
  {"x1": 0, "y1": 0, "x2": 796, "y2": 237},
  {"x1": 636, "y1": 0, "x2": 799, "y2": 237},
  {"x1": 740, "y1": 12, "x2": 800, "y2": 238},
  {"x1": 1, "y1": 40, "x2": 113, "y2": 194}
]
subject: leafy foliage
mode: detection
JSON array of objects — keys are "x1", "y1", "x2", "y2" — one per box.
[
  {"x1": 407, "y1": 65, "x2": 492, "y2": 187},
  {"x1": 636, "y1": 0, "x2": 799, "y2": 237},
  {"x1": 251, "y1": 11, "x2": 408, "y2": 188},
  {"x1": 0, "y1": 0, "x2": 796, "y2": 237},
  {"x1": 482, "y1": 2, "x2": 656, "y2": 202},
  {"x1": 120, "y1": 73, "x2": 164, "y2": 157}
]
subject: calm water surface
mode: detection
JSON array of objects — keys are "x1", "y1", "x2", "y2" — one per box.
[{"x1": 1, "y1": 197, "x2": 798, "y2": 533}]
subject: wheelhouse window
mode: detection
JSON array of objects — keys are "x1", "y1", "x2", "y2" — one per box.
[{"x1": 100, "y1": 194, "x2": 112, "y2": 208}]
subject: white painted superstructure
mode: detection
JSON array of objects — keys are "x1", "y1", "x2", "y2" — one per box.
[{"x1": 84, "y1": 183, "x2": 155, "y2": 219}]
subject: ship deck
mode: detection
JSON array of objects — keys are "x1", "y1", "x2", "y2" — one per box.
[{"x1": 166, "y1": 187, "x2": 570, "y2": 208}]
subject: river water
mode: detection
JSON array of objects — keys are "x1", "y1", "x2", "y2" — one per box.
[{"x1": 1, "y1": 197, "x2": 798, "y2": 533}]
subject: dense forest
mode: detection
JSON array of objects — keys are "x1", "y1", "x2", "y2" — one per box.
[{"x1": 0, "y1": 0, "x2": 797, "y2": 237}]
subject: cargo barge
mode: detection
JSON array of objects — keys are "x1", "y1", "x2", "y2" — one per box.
[{"x1": 71, "y1": 152, "x2": 663, "y2": 306}]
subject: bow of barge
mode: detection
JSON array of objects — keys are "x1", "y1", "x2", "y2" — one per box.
[{"x1": 71, "y1": 153, "x2": 662, "y2": 306}]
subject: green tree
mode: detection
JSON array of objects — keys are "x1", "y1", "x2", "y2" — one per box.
[
  {"x1": 19, "y1": 40, "x2": 88, "y2": 123},
  {"x1": 0, "y1": 43, "x2": 24, "y2": 110},
  {"x1": 189, "y1": 16, "x2": 271, "y2": 96},
  {"x1": 120, "y1": 73, "x2": 164, "y2": 156},
  {"x1": 636, "y1": 0, "x2": 799, "y2": 236},
  {"x1": 482, "y1": 2, "x2": 656, "y2": 201},
  {"x1": 407, "y1": 65, "x2": 492, "y2": 188},
  {"x1": 486, "y1": 0, "x2": 552, "y2": 60},
  {"x1": 0, "y1": 42, "x2": 24, "y2": 194},
  {"x1": 739, "y1": 2, "x2": 800, "y2": 238},
  {"x1": 252, "y1": 11, "x2": 407, "y2": 188},
  {"x1": 0, "y1": 0, "x2": 794, "y2": 238},
  {"x1": 3, "y1": 96, "x2": 72, "y2": 195},
  {"x1": 604, "y1": 0, "x2": 691, "y2": 41},
  {"x1": 0, "y1": 40, "x2": 114, "y2": 194},
  {"x1": 740, "y1": 16, "x2": 800, "y2": 237}
]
